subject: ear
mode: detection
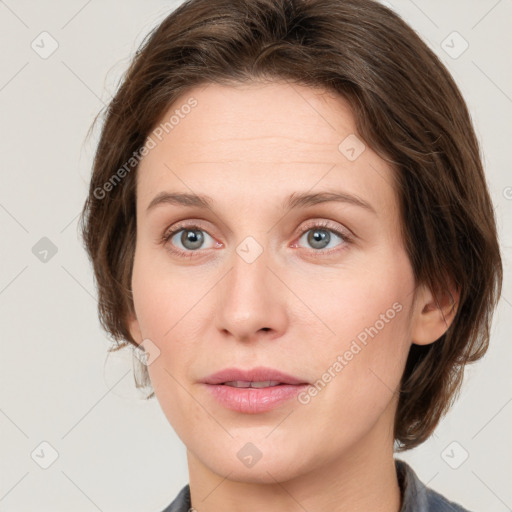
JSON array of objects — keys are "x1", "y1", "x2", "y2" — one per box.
[
  {"x1": 127, "y1": 310, "x2": 144, "y2": 345},
  {"x1": 411, "y1": 281, "x2": 459, "y2": 346}
]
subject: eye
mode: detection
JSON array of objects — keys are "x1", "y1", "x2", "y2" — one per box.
[
  {"x1": 162, "y1": 224, "x2": 219, "y2": 256},
  {"x1": 294, "y1": 221, "x2": 352, "y2": 253}
]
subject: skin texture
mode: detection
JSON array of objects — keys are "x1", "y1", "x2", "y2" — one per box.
[{"x1": 128, "y1": 81, "x2": 457, "y2": 512}]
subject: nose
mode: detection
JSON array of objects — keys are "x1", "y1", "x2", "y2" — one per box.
[{"x1": 214, "y1": 246, "x2": 289, "y2": 343}]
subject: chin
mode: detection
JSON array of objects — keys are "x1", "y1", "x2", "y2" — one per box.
[
  {"x1": 204, "y1": 451, "x2": 309, "y2": 484},
  {"x1": 186, "y1": 432, "x2": 318, "y2": 483}
]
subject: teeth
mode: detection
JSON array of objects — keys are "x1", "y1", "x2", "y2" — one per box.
[
  {"x1": 223, "y1": 380, "x2": 282, "y2": 388},
  {"x1": 224, "y1": 381, "x2": 251, "y2": 388},
  {"x1": 250, "y1": 380, "x2": 281, "y2": 388}
]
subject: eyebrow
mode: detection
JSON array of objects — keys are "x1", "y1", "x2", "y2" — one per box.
[{"x1": 146, "y1": 190, "x2": 376, "y2": 214}]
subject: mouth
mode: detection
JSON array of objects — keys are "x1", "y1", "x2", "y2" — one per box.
[
  {"x1": 221, "y1": 380, "x2": 286, "y2": 388},
  {"x1": 202, "y1": 366, "x2": 308, "y2": 386},
  {"x1": 201, "y1": 367, "x2": 309, "y2": 413}
]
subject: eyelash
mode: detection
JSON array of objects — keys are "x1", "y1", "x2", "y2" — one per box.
[{"x1": 159, "y1": 220, "x2": 353, "y2": 259}]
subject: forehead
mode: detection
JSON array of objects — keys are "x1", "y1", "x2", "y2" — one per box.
[
  {"x1": 136, "y1": 81, "x2": 397, "y2": 216},
  {"x1": 143, "y1": 81, "x2": 358, "y2": 162}
]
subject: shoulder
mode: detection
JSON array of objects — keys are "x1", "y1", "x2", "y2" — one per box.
[
  {"x1": 396, "y1": 459, "x2": 473, "y2": 512},
  {"x1": 159, "y1": 484, "x2": 191, "y2": 512}
]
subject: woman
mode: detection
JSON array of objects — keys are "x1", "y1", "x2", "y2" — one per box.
[{"x1": 80, "y1": 0, "x2": 502, "y2": 510}]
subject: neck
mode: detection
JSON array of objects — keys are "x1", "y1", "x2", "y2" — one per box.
[{"x1": 187, "y1": 414, "x2": 402, "y2": 512}]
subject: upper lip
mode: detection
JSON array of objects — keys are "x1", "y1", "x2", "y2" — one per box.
[{"x1": 202, "y1": 366, "x2": 308, "y2": 385}]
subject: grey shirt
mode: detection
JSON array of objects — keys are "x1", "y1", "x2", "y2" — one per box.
[{"x1": 161, "y1": 459, "x2": 471, "y2": 512}]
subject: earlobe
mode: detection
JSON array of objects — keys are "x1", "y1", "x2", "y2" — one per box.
[{"x1": 411, "y1": 283, "x2": 459, "y2": 346}]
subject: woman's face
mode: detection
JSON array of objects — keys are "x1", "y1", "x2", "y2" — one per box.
[{"x1": 129, "y1": 80, "x2": 429, "y2": 482}]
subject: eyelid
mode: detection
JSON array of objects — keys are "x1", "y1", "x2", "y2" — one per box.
[{"x1": 295, "y1": 219, "x2": 353, "y2": 241}]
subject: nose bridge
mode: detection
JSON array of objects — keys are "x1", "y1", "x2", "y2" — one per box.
[
  {"x1": 226, "y1": 242, "x2": 271, "y2": 313},
  {"x1": 215, "y1": 239, "x2": 287, "y2": 340}
]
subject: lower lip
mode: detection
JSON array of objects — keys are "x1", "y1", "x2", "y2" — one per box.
[{"x1": 203, "y1": 383, "x2": 308, "y2": 413}]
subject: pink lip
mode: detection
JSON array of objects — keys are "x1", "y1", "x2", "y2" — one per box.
[{"x1": 201, "y1": 366, "x2": 309, "y2": 414}]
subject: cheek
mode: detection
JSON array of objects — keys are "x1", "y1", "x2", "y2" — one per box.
[
  {"x1": 294, "y1": 257, "x2": 414, "y2": 402},
  {"x1": 131, "y1": 246, "x2": 197, "y2": 340},
  {"x1": 130, "y1": 245, "x2": 215, "y2": 386},
  {"x1": 296, "y1": 256, "x2": 413, "y2": 345},
  {"x1": 131, "y1": 251, "x2": 207, "y2": 433}
]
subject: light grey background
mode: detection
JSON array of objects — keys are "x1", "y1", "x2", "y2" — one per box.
[{"x1": 0, "y1": 1, "x2": 511, "y2": 511}]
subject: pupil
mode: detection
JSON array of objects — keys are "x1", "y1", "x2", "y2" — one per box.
[
  {"x1": 309, "y1": 229, "x2": 329, "y2": 249},
  {"x1": 182, "y1": 229, "x2": 203, "y2": 249}
]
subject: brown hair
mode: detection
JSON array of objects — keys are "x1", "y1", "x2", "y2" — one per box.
[{"x1": 80, "y1": 0, "x2": 502, "y2": 450}]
